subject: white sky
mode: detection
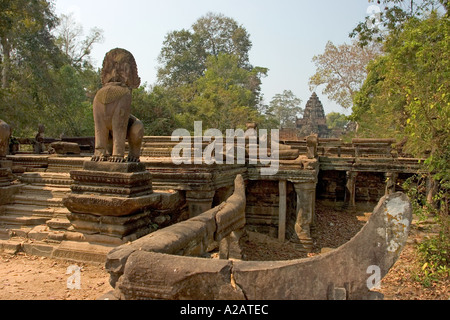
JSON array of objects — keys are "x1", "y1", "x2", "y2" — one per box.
[{"x1": 54, "y1": 0, "x2": 376, "y2": 115}]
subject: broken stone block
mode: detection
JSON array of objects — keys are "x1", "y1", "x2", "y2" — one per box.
[
  {"x1": 49, "y1": 141, "x2": 81, "y2": 155},
  {"x1": 28, "y1": 225, "x2": 50, "y2": 241},
  {"x1": 114, "y1": 251, "x2": 245, "y2": 300}
]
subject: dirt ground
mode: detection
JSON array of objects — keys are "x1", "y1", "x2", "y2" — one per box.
[
  {"x1": 0, "y1": 201, "x2": 448, "y2": 300},
  {"x1": 0, "y1": 253, "x2": 112, "y2": 300}
]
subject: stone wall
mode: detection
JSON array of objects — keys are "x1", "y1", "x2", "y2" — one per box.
[
  {"x1": 317, "y1": 170, "x2": 346, "y2": 201},
  {"x1": 317, "y1": 170, "x2": 403, "y2": 204},
  {"x1": 245, "y1": 180, "x2": 297, "y2": 237},
  {"x1": 355, "y1": 172, "x2": 386, "y2": 202}
]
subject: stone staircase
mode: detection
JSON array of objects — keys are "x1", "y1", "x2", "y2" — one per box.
[{"x1": 0, "y1": 172, "x2": 72, "y2": 238}]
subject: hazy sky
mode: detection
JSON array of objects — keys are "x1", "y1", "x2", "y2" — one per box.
[{"x1": 54, "y1": 0, "x2": 375, "y2": 115}]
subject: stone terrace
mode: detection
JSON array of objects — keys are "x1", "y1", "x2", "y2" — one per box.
[{"x1": 0, "y1": 136, "x2": 425, "y2": 263}]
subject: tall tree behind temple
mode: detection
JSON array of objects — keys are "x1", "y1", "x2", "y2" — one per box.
[
  {"x1": 0, "y1": 0, "x2": 61, "y2": 89},
  {"x1": 157, "y1": 12, "x2": 253, "y2": 88},
  {"x1": 309, "y1": 40, "x2": 382, "y2": 110},
  {"x1": 55, "y1": 13, "x2": 104, "y2": 70},
  {"x1": 0, "y1": 0, "x2": 65, "y2": 136},
  {"x1": 264, "y1": 90, "x2": 303, "y2": 130},
  {"x1": 0, "y1": 1, "x2": 103, "y2": 137},
  {"x1": 154, "y1": 12, "x2": 267, "y2": 132}
]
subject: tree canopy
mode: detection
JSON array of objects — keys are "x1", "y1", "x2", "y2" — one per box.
[
  {"x1": 309, "y1": 40, "x2": 382, "y2": 109},
  {"x1": 157, "y1": 12, "x2": 253, "y2": 88},
  {"x1": 154, "y1": 12, "x2": 268, "y2": 133},
  {"x1": 351, "y1": 10, "x2": 449, "y2": 160},
  {"x1": 263, "y1": 90, "x2": 303, "y2": 129},
  {"x1": 350, "y1": 4, "x2": 449, "y2": 273}
]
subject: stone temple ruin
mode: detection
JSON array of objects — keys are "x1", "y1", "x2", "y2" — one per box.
[
  {"x1": 0, "y1": 49, "x2": 424, "y2": 300},
  {"x1": 296, "y1": 92, "x2": 331, "y2": 138}
]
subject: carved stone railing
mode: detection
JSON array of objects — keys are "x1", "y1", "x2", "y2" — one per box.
[
  {"x1": 105, "y1": 174, "x2": 247, "y2": 293},
  {"x1": 104, "y1": 192, "x2": 412, "y2": 300}
]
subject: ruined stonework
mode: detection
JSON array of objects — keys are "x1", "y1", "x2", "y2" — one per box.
[
  {"x1": 106, "y1": 191, "x2": 412, "y2": 300},
  {"x1": 106, "y1": 175, "x2": 247, "y2": 297},
  {"x1": 0, "y1": 133, "x2": 424, "y2": 299},
  {"x1": 49, "y1": 141, "x2": 81, "y2": 155},
  {"x1": 296, "y1": 93, "x2": 331, "y2": 138}
]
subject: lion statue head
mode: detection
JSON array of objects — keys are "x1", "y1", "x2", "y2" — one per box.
[{"x1": 101, "y1": 48, "x2": 141, "y2": 89}]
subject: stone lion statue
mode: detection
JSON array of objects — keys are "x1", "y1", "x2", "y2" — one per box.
[{"x1": 92, "y1": 48, "x2": 144, "y2": 163}]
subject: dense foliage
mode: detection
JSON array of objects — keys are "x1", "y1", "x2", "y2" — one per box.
[
  {"x1": 350, "y1": 0, "x2": 449, "y2": 284},
  {"x1": 154, "y1": 12, "x2": 269, "y2": 133},
  {"x1": 0, "y1": 6, "x2": 277, "y2": 138},
  {"x1": 0, "y1": 0, "x2": 102, "y2": 137}
]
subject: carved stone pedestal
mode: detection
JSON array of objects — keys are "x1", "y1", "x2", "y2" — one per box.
[{"x1": 63, "y1": 161, "x2": 161, "y2": 244}]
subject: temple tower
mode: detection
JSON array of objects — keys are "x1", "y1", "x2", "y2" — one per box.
[{"x1": 296, "y1": 93, "x2": 330, "y2": 138}]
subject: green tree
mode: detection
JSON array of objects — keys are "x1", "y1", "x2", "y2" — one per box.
[
  {"x1": 264, "y1": 90, "x2": 303, "y2": 129},
  {"x1": 154, "y1": 13, "x2": 268, "y2": 132},
  {"x1": 131, "y1": 85, "x2": 178, "y2": 136},
  {"x1": 352, "y1": 11, "x2": 449, "y2": 284},
  {"x1": 192, "y1": 12, "x2": 252, "y2": 69},
  {"x1": 350, "y1": 0, "x2": 448, "y2": 46},
  {"x1": 55, "y1": 12, "x2": 104, "y2": 69},
  {"x1": 326, "y1": 112, "x2": 348, "y2": 131},
  {"x1": 0, "y1": 1, "x2": 103, "y2": 138},
  {"x1": 351, "y1": 11, "x2": 449, "y2": 156},
  {"x1": 182, "y1": 53, "x2": 267, "y2": 131},
  {"x1": 157, "y1": 12, "x2": 253, "y2": 88},
  {"x1": 40, "y1": 64, "x2": 95, "y2": 137},
  {"x1": 0, "y1": 0, "x2": 61, "y2": 89}
]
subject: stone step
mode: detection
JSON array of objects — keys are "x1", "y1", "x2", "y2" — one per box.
[
  {"x1": 0, "y1": 227, "x2": 12, "y2": 240},
  {"x1": 2, "y1": 204, "x2": 69, "y2": 218},
  {"x1": 13, "y1": 195, "x2": 66, "y2": 208},
  {"x1": 46, "y1": 217, "x2": 71, "y2": 230},
  {"x1": 0, "y1": 214, "x2": 50, "y2": 227},
  {"x1": 19, "y1": 184, "x2": 71, "y2": 195},
  {"x1": 19, "y1": 172, "x2": 72, "y2": 186}
]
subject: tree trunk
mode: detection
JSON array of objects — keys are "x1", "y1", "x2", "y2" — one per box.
[{"x1": 1, "y1": 37, "x2": 11, "y2": 89}]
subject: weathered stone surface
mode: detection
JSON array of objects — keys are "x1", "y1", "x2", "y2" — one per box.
[
  {"x1": 67, "y1": 210, "x2": 157, "y2": 237},
  {"x1": 0, "y1": 119, "x2": 11, "y2": 158},
  {"x1": 51, "y1": 241, "x2": 112, "y2": 263},
  {"x1": 70, "y1": 170, "x2": 152, "y2": 192},
  {"x1": 92, "y1": 48, "x2": 143, "y2": 163},
  {"x1": 108, "y1": 192, "x2": 412, "y2": 300},
  {"x1": 231, "y1": 192, "x2": 412, "y2": 300},
  {"x1": 0, "y1": 181, "x2": 21, "y2": 205},
  {"x1": 0, "y1": 239, "x2": 22, "y2": 254},
  {"x1": 64, "y1": 193, "x2": 160, "y2": 217},
  {"x1": 106, "y1": 175, "x2": 247, "y2": 288},
  {"x1": 306, "y1": 135, "x2": 318, "y2": 159},
  {"x1": 114, "y1": 251, "x2": 245, "y2": 300},
  {"x1": 296, "y1": 93, "x2": 330, "y2": 138},
  {"x1": 83, "y1": 161, "x2": 146, "y2": 173},
  {"x1": 65, "y1": 161, "x2": 156, "y2": 218},
  {"x1": 49, "y1": 141, "x2": 81, "y2": 155},
  {"x1": 215, "y1": 174, "x2": 246, "y2": 242}
]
